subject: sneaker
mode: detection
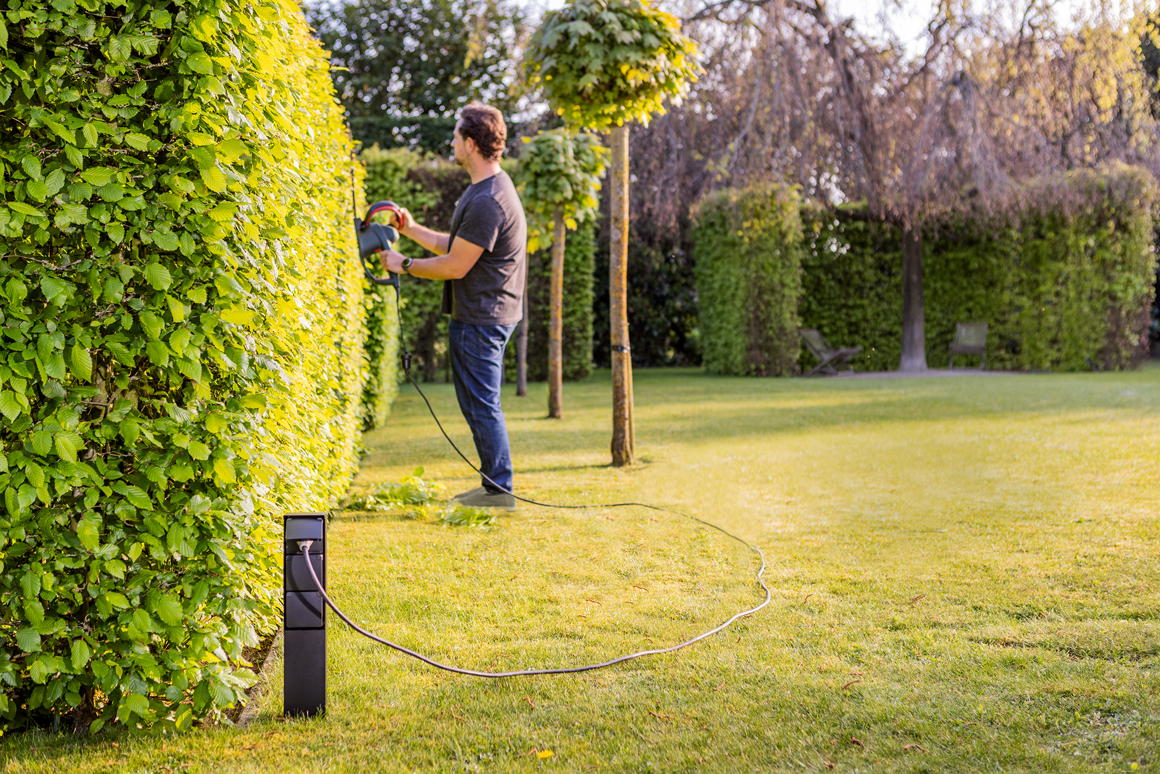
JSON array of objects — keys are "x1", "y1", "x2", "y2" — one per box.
[
  {"x1": 452, "y1": 486, "x2": 487, "y2": 502},
  {"x1": 454, "y1": 488, "x2": 516, "y2": 510}
]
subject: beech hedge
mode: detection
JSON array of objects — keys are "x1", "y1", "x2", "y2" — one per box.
[
  {"x1": 695, "y1": 166, "x2": 1156, "y2": 375},
  {"x1": 0, "y1": 0, "x2": 372, "y2": 731},
  {"x1": 691, "y1": 183, "x2": 803, "y2": 376},
  {"x1": 801, "y1": 164, "x2": 1158, "y2": 372}
]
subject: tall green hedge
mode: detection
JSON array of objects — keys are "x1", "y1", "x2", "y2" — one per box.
[
  {"x1": 691, "y1": 184, "x2": 803, "y2": 376},
  {"x1": 0, "y1": 0, "x2": 369, "y2": 731},
  {"x1": 799, "y1": 203, "x2": 902, "y2": 372},
  {"x1": 508, "y1": 222, "x2": 597, "y2": 382},
  {"x1": 799, "y1": 164, "x2": 1157, "y2": 372},
  {"x1": 358, "y1": 145, "x2": 437, "y2": 426}
]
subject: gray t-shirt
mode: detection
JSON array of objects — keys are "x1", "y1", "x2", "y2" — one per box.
[{"x1": 441, "y1": 171, "x2": 527, "y2": 325}]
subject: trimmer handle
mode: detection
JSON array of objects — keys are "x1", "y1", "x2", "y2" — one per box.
[{"x1": 355, "y1": 200, "x2": 404, "y2": 287}]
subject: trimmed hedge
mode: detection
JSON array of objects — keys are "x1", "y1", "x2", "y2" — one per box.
[
  {"x1": 799, "y1": 203, "x2": 902, "y2": 372},
  {"x1": 509, "y1": 222, "x2": 597, "y2": 382},
  {"x1": 0, "y1": 0, "x2": 368, "y2": 731},
  {"x1": 691, "y1": 184, "x2": 803, "y2": 376},
  {"x1": 358, "y1": 145, "x2": 437, "y2": 426},
  {"x1": 800, "y1": 165, "x2": 1157, "y2": 372}
]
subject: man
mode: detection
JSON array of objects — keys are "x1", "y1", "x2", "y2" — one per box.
[{"x1": 379, "y1": 102, "x2": 526, "y2": 510}]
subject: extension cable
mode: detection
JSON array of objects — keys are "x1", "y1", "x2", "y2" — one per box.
[{"x1": 304, "y1": 252, "x2": 771, "y2": 677}]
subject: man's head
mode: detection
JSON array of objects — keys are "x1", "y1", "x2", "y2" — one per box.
[{"x1": 452, "y1": 102, "x2": 507, "y2": 166}]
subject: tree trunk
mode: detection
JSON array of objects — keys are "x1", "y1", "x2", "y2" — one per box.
[
  {"x1": 899, "y1": 224, "x2": 928, "y2": 371},
  {"x1": 609, "y1": 124, "x2": 635, "y2": 466},
  {"x1": 516, "y1": 292, "x2": 528, "y2": 396},
  {"x1": 547, "y1": 211, "x2": 566, "y2": 418}
]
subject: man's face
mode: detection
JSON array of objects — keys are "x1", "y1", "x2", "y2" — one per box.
[{"x1": 451, "y1": 123, "x2": 468, "y2": 167}]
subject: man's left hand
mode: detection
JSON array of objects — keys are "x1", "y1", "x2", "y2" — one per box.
[{"x1": 379, "y1": 249, "x2": 407, "y2": 274}]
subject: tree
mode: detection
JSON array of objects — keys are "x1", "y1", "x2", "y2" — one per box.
[
  {"x1": 683, "y1": 0, "x2": 1158, "y2": 371},
  {"x1": 305, "y1": 0, "x2": 528, "y2": 153},
  {"x1": 515, "y1": 128, "x2": 608, "y2": 417},
  {"x1": 526, "y1": 0, "x2": 701, "y2": 464}
]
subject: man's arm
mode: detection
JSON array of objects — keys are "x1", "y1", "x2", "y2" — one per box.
[
  {"x1": 390, "y1": 207, "x2": 450, "y2": 254},
  {"x1": 400, "y1": 222, "x2": 450, "y2": 255},
  {"x1": 380, "y1": 236, "x2": 485, "y2": 281}
]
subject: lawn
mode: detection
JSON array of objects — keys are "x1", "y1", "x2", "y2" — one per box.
[{"x1": 5, "y1": 366, "x2": 1158, "y2": 773}]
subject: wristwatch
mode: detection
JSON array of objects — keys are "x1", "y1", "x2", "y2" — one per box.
[{"x1": 401, "y1": 256, "x2": 414, "y2": 275}]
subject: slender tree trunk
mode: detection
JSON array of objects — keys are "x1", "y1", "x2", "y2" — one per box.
[
  {"x1": 516, "y1": 292, "x2": 528, "y2": 396},
  {"x1": 547, "y1": 211, "x2": 566, "y2": 418},
  {"x1": 899, "y1": 224, "x2": 928, "y2": 371},
  {"x1": 609, "y1": 124, "x2": 634, "y2": 466}
]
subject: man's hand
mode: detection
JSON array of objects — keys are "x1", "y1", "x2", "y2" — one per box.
[
  {"x1": 378, "y1": 249, "x2": 407, "y2": 274},
  {"x1": 389, "y1": 206, "x2": 414, "y2": 232}
]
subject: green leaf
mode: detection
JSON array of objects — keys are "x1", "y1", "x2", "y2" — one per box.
[
  {"x1": 125, "y1": 132, "x2": 151, "y2": 151},
  {"x1": 153, "y1": 230, "x2": 179, "y2": 251},
  {"x1": 54, "y1": 431, "x2": 84, "y2": 463},
  {"x1": 22, "y1": 155, "x2": 42, "y2": 179},
  {"x1": 0, "y1": 390, "x2": 22, "y2": 421},
  {"x1": 187, "y1": 441, "x2": 211, "y2": 460},
  {"x1": 77, "y1": 515, "x2": 100, "y2": 550},
  {"x1": 16, "y1": 628, "x2": 41, "y2": 653},
  {"x1": 69, "y1": 345, "x2": 93, "y2": 382},
  {"x1": 40, "y1": 276, "x2": 71, "y2": 303},
  {"x1": 216, "y1": 138, "x2": 247, "y2": 163},
  {"x1": 26, "y1": 179, "x2": 48, "y2": 201},
  {"x1": 106, "y1": 592, "x2": 130, "y2": 609},
  {"x1": 121, "y1": 485, "x2": 151, "y2": 510},
  {"x1": 0, "y1": 16, "x2": 7, "y2": 50},
  {"x1": 10, "y1": 201, "x2": 45, "y2": 217},
  {"x1": 144, "y1": 262, "x2": 172, "y2": 290},
  {"x1": 200, "y1": 165, "x2": 227, "y2": 193},
  {"x1": 139, "y1": 310, "x2": 163, "y2": 339},
  {"x1": 122, "y1": 693, "x2": 149, "y2": 718},
  {"x1": 80, "y1": 167, "x2": 115, "y2": 187},
  {"x1": 31, "y1": 430, "x2": 54, "y2": 456},
  {"x1": 153, "y1": 594, "x2": 183, "y2": 626},
  {"x1": 212, "y1": 457, "x2": 235, "y2": 484},
  {"x1": 187, "y1": 52, "x2": 214, "y2": 74},
  {"x1": 220, "y1": 306, "x2": 254, "y2": 325},
  {"x1": 70, "y1": 639, "x2": 92, "y2": 670}
]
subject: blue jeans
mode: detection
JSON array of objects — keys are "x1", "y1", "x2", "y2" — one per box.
[{"x1": 449, "y1": 319, "x2": 517, "y2": 493}]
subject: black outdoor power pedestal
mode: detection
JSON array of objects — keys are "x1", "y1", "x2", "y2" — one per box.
[{"x1": 284, "y1": 513, "x2": 326, "y2": 717}]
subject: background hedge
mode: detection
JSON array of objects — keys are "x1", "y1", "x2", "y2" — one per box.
[
  {"x1": 0, "y1": 0, "x2": 371, "y2": 731},
  {"x1": 358, "y1": 145, "x2": 435, "y2": 427},
  {"x1": 798, "y1": 164, "x2": 1157, "y2": 372},
  {"x1": 507, "y1": 222, "x2": 597, "y2": 382},
  {"x1": 691, "y1": 183, "x2": 804, "y2": 376}
]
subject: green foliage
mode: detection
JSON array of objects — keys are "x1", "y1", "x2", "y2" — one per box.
[
  {"x1": 342, "y1": 468, "x2": 440, "y2": 511},
  {"x1": 0, "y1": 0, "x2": 368, "y2": 731},
  {"x1": 437, "y1": 506, "x2": 496, "y2": 527},
  {"x1": 691, "y1": 184, "x2": 804, "y2": 376},
  {"x1": 525, "y1": 0, "x2": 702, "y2": 131},
  {"x1": 359, "y1": 145, "x2": 438, "y2": 423},
  {"x1": 799, "y1": 203, "x2": 903, "y2": 372},
  {"x1": 510, "y1": 222, "x2": 597, "y2": 381},
  {"x1": 799, "y1": 165, "x2": 1158, "y2": 372},
  {"x1": 305, "y1": 0, "x2": 528, "y2": 154},
  {"x1": 515, "y1": 128, "x2": 607, "y2": 253}
]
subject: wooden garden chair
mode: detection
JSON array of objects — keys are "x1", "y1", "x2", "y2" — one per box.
[
  {"x1": 948, "y1": 322, "x2": 988, "y2": 369},
  {"x1": 799, "y1": 328, "x2": 863, "y2": 376}
]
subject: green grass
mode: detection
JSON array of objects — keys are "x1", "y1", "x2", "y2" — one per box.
[{"x1": 6, "y1": 366, "x2": 1159, "y2": 772}]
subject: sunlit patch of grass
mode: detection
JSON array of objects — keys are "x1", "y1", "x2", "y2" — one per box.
[{"x1": 5, "y1": 365, "x2": 1158, "y2": 772}]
